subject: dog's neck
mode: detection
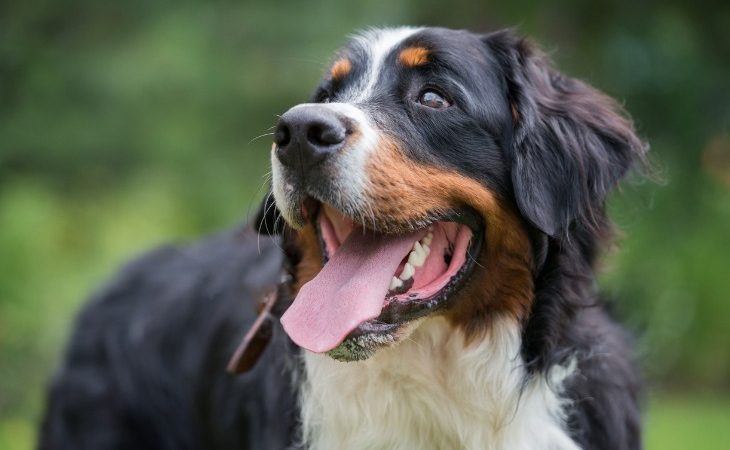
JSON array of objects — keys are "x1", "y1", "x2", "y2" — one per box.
[{"x1": 298, "y1": 316, "x2": 581, "y2": 450}]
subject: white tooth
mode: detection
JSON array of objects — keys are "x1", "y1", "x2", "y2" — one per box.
[
  {"x1": 423, "y1": 243, "x2": 430, "y2": 254},
  {"x1": 408, "y1": 248, "x2": 425, "y2": 267},
  {"x1": 423, "y1": 232, "x2": 433, "y2": 246},
  {"x1": 399, "y1": 262, "x2": 415, "y2": 280},
  {"x1": 389, "y1": 276, "x2": 403, "y2": 290}
]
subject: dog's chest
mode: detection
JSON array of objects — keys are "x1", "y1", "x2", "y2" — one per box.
[{"x1": 298, "y1": 318, "x2": 581, "y2": 450}]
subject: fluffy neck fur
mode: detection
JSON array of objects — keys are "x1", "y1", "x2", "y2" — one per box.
[{"x1": 299, "y1": 316, "x2": 581, "y2": 450}]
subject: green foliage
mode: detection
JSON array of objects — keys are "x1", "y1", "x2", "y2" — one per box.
[
  {"x1": 644, "y1": 395, "x2": 730, "y2": 449},
  {"x1": 1, "y1": 0, "x2": 729, "y2": 446}
]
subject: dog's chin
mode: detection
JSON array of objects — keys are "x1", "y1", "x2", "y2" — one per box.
[
  {"x1": 282, "y1": 199, "x2": 485, "y2": 362},
  {"x1": 325, "y1": 319, "x2": 424, "y2": 362}
]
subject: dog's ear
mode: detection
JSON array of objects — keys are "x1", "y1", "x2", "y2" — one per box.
[
  {"x1": 252, "y1": 190, "x2": 284, "y2": 235},
  {"x1": 484, "y1": 30, "x2": 647, "y2": 237}
]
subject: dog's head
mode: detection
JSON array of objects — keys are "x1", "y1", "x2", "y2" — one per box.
[{"x1": 256, "y1": 27, "x2": 646, "y2": 361}]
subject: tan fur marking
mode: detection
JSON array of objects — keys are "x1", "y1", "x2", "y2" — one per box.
[
  {"x1": 398, "y1": 47, "x2": 429, "y2": 67},
  {"x1": 330, "y1": 58, "x2": 352, "y2": 80},
  {"x1": 365, "y1": 141, "x2": 535, "y2": 340}
]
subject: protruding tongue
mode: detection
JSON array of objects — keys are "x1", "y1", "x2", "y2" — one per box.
[{"x1": 281, "y1": 228, "x2": 420, "y2": 353}]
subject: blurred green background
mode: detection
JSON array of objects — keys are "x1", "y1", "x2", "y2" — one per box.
[{"x1": 1, "y1": 0, "x2": 728, "y2": 448}]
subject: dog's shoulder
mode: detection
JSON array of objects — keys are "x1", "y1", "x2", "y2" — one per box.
[{"x1": 563, "y1": 307, "x2": 643, "y2": 450}]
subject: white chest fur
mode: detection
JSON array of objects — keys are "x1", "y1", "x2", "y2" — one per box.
[{"x1": 299, "y1": 317, "x2": 581, "y2": 450}]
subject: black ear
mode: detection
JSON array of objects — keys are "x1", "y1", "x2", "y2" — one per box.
[
  {"x1": 485, "y1": 31, "x2": 647, "y2": 237},
  {"x1": 252, "y1": 190, "x2": 284, "y2": 235}
]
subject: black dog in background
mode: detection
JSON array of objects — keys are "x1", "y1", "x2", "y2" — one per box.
[{"x1": 38, "y1": 229, "x2": 299, "y2": 449}]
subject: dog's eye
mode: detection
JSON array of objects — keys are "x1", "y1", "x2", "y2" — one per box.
[{"x1": 418, "y1": 90, "x2": 450, "y2": 109}]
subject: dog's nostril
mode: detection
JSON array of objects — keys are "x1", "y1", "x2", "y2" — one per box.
[
  {"x1": 307, "y1": 125, "x2": 324, "y2": 146},
  {"x1": 307, "y1": 123, "x2": 346, "y2": 147},
  {"x1": 274, "y1": 124, "x2": 291, "y2": 147}
]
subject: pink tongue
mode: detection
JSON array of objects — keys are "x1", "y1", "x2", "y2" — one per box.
[{"x1": 280, "y1": 228, "x2": 420, "y2": 353}]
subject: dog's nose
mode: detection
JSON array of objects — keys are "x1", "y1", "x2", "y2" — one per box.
[{"x1": 273, "y1": 106, "x2": 347, "y2": 171}]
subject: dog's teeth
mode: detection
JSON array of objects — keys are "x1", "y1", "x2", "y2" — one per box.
[
  {"x1": 408, "y1": 249, "x2": 424, "y2": 267},
  {"x1": 414, "y1": 241, "x2": 425, "y2": 255},
  {"x1": 423, "y1": 232, "x2": 433, "y2": 246},
  {"x1": 399, "y1": 262, "x2": 415, "y2": 280},
  {"x1": 400, "y1": 231, "x2": 434, "y2": 277},
  {"x1": 389, "y1": 276, "x2": 403, "y2": 290},
  {"x1": 408, "y1": 241, "x2": 428, "y2": 267}
]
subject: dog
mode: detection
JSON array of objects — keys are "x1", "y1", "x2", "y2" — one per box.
[{"x1": 39, "y1": 27, "x2": 646, "y2": 450}]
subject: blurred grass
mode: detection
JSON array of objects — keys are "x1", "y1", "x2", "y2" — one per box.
[
  {"x1": 644, "y1": 395, "x2": 730, "y2": 449},
  {"x1": 1, "y1": 0, "x2": 729, "y2": 446}
]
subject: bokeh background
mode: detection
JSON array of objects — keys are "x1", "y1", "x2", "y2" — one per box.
[{"x1": 1, "y1": 0, "x2": 729, "y2": 448}]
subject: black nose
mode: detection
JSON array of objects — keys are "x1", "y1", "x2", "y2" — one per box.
[{"x1": 273, "y1": 106, "x2": 347, "y2": 171}]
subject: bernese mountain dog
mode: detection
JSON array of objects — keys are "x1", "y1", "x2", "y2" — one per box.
[{"x1": 39, "y1": 27, "x2": 647, "y2": 450}]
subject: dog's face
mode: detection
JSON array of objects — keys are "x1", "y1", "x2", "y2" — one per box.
[{"x1": 261, "y1": 27, "x2": 644, "y2": 361}]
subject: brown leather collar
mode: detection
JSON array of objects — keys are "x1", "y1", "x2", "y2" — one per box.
[{"x1": 227, "y1": 288, "x2": 282, "y2": 374}]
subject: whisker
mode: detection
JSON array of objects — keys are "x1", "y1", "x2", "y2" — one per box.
[
  {"x1": 257, "y1": 189, "x2": 286, "y2": 254},
  {"x1": 257, "y1": 190, "x2": 278, "y2": 253},
  {"x1": 272, "y1": 210, "x2": 284, "y2": 238},
  {"x1": 248, "y1": 132, "x2": 275, "y2": 145},
  {"x1": 247, "y1": 177, "x2": 272, "y2": 226},
  {"x1": 466, "y1": 245, "x2": 485, "y2": 270}
]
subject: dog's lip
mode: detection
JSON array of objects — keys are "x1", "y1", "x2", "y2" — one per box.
[{"x1": 303, "y1": 194, "x2": 482, "y2": 236}]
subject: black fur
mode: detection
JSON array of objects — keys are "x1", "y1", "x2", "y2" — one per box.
[
  {"x1": 39, "y1": 27, "x2": 646, "y2": 450},
  {"x1": 484, "y1": 31, "x2": 646, "y2": 450},
  {"x1": 39, "y1": 229, "x2": 298, "y2": 450},
  {"x1": 484, "y1": 31, "x2": 646, "y2": 237}
]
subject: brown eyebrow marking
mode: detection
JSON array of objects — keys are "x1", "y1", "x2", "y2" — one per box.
[
  {"x1": 330, "y1": 58, "x2": 352, "y2": 80},
  {"x1": 398, "y1": 47, "x2": 429, "y2": 67}
]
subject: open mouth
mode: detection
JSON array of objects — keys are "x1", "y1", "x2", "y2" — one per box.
[
  {"x1": 320, "y1": 205, "x2": 478, "y2": 304},
  {"x1": 280, "y1": 202, "x2": 484, "y2": 359}
]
